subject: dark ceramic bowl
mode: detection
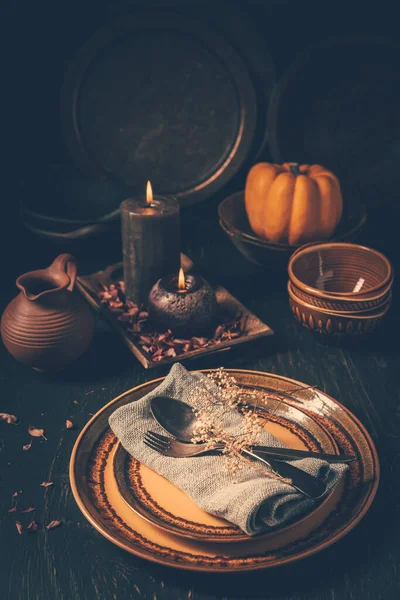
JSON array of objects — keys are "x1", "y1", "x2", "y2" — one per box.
[
  {"x1": 288, "y1": 280, "x2": 391, "y2": 338},
  {"x1": 288, "y1": 242, "x2": 393, "y2": 299},
  {"x1": 218, "y1": 191, "x2": 367, "y2": 269},
  {"x1": 219, "y1": 218, "x2": 293, "y2": 268}
]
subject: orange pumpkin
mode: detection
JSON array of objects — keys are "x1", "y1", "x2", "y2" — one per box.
[{"x1": 244, "y1": 162, "x2": 343, "y2": 246}]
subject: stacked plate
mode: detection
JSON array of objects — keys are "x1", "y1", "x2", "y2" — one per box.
[
  {"x1": 288, "y1": 242, "x2": 394, "y2": 338},
  {"x1": 70, "y1": 369, "x2": 379, "y2": 573}
]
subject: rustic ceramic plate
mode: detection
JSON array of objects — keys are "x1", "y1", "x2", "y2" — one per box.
[
  {"x1": 69, "y1": 370, "x2": 379, "y2": 572},
  {"x1": 76, "y1": 259, "x2": 274, "y2": 369},
  {"x1": 113, "y1": 395, "x2": 338, "y2": 543}
]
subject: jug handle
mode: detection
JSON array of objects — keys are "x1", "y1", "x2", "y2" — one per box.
[{"x1": 49, "y1": 254, "x2": 78, "y2": 291}]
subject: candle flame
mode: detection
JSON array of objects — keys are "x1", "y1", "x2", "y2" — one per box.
[
  {"x1": 178, "y1": 268, "x2": 186, "y2": 290},
  {"x1": 146, "y1": 181, "x2": 153, "y2": 206}
]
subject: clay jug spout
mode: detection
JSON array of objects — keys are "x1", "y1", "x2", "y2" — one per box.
[
  {"x1": 16, "y1": 254, "x2": 78, "y2": 302},
  {"x1": 16, "y1": 272, "x2": 65, "y2": 302}
]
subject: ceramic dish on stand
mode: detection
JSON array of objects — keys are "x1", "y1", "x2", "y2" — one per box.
[
  {"x1": 218, "y1": 192, "x2": 367, "y2": 268},
  {"x1": 70, "y1": 369, "x2": 379, "y2": 572}
]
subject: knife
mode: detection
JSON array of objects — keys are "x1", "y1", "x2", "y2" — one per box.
[
  {"x1": 250, "y1": 446, "x2": 356, "y2": 463},
  {"x1": 243, "y1": 449, "x2": 328, "y2": 499}
]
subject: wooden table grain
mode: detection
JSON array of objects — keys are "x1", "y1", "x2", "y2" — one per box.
[{"x1": 1, "y1": 201, "x2": 399, "y2": 600}]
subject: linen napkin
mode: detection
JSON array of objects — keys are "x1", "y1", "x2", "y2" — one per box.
[{"x1": 109, "y1": 363, "x2": 347, "y2": 535}]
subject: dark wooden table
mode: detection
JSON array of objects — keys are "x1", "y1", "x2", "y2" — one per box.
[{"x1": 1, "y1": 200, "x2": 399, "y2": 600}]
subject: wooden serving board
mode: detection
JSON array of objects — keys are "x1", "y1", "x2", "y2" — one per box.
[{"x1": 76, "y1": 255, "x2": 273, "y2": 368}]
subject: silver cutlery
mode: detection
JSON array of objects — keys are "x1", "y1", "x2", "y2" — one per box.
[
  {"x1": 150, "y1": 396, "x2": 355, "y2": 463},
  {"x1": 144, "y1": 430, "x2": 328, "y2": 499}
]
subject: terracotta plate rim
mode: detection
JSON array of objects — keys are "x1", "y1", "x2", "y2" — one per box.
[{"x1": 69, "y1": 369, "x2": 380, "y2": 572}]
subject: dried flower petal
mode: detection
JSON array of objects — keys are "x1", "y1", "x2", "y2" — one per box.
[
  {"x1": 20, "y1": 507, "x2": 35, "y2": 513},
  {"x1": 192, "y1": 337, "x2": 207, "y2": 348},
  {"x1": 117, "y1": 281, "x2": 125, "y2": 294},
  {"x1": 73, "y1": 400, "x2": 79, "y2": 405},
  {"x1": 165, "y1": 347, "x2": 177, "y2": 358},
  {"x1": 46, "y1": 520, "x2": 62, "y2": 530},
  {"x1": 85, "y1": 390, "x2": 94, "y2": 396},
  {"x1": 152, "y1": 354, "x2": 165, "y2": 362},
  {"x1": 26, "y1": 520, "x2": 39, "y2": 533},
  {"x1": 117, "y1": 312, "x2": 134, "y2": 323},
  {"x1": 23, "y1": 441, "x2": 32, "y2": 451},
  {"x1": 15, "y1": 522, "x2": 23, "y2": 535},
  {"x1": 109, "y1": 288, "x2": 120, "y2": 300},
  {"x1": 99, "y1": 290, "x2": 112, "y2": 302},
  {"x1": 8, "y1": 506, "x2": 17, "y2": 513},
  {"x1": 157, "y1": 331, "x2": 171, "y2": 342},
  {"x1": 109, "y1": 300, "x2": 124, "y2": 310},
  {"x1": 0, "y1": 413, "x2": 18, "y2": 424},
  {"x1": 12, "y1": 492, "x2": 19, "y2": 497},
  {"x1": 125, "y1": 300, "x2": 136, "y2": 309},
  {"x1": 66, "y1": 420, "x2": 73, "y2": 429},
  {"x1": 40, "y1": 482, "x2": 53, "y2": 488},
  {"x1": 28, "y1": 425, "x2": 47, "y2": 440},
  {"x1": 152, "y1": 348, "x2": 164, "y2": 357}
]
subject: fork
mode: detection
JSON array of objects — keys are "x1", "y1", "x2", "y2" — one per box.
[
  {"x1": 144, "y1": 431, "x2": 329, "y2": 499},
  {"x1": 143, "y1": 431, "x2": 355, "y2": 463},
  {"x1": 144, "y1": 431, "x2": 223, "y2": 457}
]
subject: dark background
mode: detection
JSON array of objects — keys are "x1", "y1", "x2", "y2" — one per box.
[
  {"x1": 1, "y1": 2, "x2": 400, "y2": 600},
  {"x1": 2, "y1": 0, "x2": 400, "y2": 279}
]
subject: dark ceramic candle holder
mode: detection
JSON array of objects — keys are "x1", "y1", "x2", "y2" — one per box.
[{"x1": 148, "y1": 273, "x2": 218, "y2": 337}]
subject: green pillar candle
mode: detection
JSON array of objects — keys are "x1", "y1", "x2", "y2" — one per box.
[{"x1": 121, "y1": 183, "x2": 180, "y2": 305}]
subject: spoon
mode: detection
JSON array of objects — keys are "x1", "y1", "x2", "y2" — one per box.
[
  {"x1": 150, "y1": 396, "x2": 355, "y2": 463},
  {"x1": 150, "y1": 396, "x2": 331, "y2": 499}
]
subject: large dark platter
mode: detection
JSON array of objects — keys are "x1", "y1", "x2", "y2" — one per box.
[
  {"x1": 267, "y1": 35, "x2": 400, "y2": 206},
  {"x1": 61, "y1": 10, "x2": 260, "y2": 206}
]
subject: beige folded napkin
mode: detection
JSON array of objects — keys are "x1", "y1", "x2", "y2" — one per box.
[{"x1": 109, "y1": 363, "x2": 347, "y2": 535}]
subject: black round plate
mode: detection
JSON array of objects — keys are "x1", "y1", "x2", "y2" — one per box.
[
  {"x1": 61, "y1": 10, "x2": 258, "y2": 206},
  {"x1": 267, "y1": 35, "x2": 400, "y2": 206}
]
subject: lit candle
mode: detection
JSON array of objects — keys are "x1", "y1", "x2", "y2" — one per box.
[
  {"x1": 120, "y1": 182, "x2": 180, "y2": 305},
  {"x1": 148, "y1": 268, "x2": 218, "y2": 337},
  {"x1": 177, "y1": 267, "x2": 187, "y2": 293}
]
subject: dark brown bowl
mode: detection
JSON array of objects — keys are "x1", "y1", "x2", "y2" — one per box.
[
  {"x1": 288, "y1": 281, "x2": 391, "y2": 338},
  {"x1": 288, "y1": 242, "x2": 393, "y2": 299},
  {"x1": 219, "y1": 219, "x2": 293, "y2": 268},
  {"x1": 218, "y1": 191, "x2": 367, "y2": 249}
]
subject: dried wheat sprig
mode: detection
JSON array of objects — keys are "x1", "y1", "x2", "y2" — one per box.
[{"x1": 186, "y1": 369, "x2": 292, "y2": 480}]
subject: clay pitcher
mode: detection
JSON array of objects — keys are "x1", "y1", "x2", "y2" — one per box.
[{"x1": 1, "y1": 254, "x2": 95, "y2": 371}]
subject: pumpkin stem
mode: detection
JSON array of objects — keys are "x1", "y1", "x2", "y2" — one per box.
[{"x1": 288, "y1": 163, "x2": 301, "y2": 176}]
